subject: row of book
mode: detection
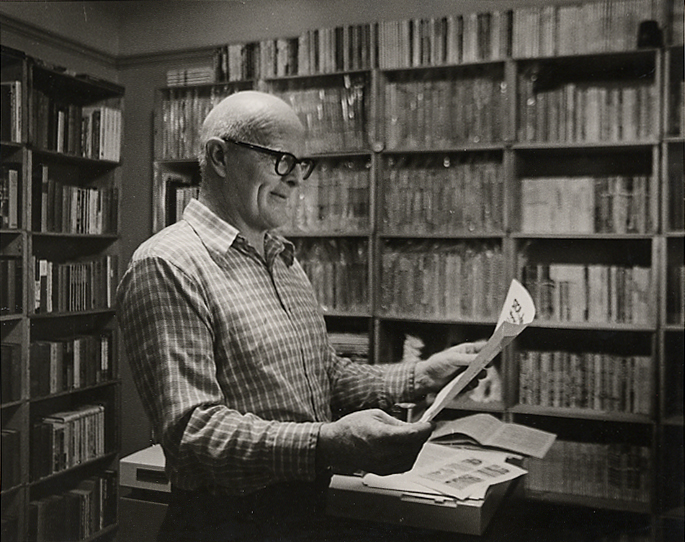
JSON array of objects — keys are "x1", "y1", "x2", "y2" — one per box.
[
  {"x1": 0, "y1": 165, "x2": 20, "y2": 229},
  {"x1": 0, "y1": 257, "x2": 22, "y2": 315},
  {"x1": 382, "y1": 154, "x2": 503, "y2": 234},
  {"x1": 525, "y1": 440, "x2": 651, "y2": 503},
  {"x1": 294, "y1": 238, "x2": 369, "y2": 314},
  {"x1": 274, "y1": 79, "x2": 368, "y2": 154},
  {"x1": 517, "y1": 349, "x2": 652, "y2": 415},
  {"x1": 158, "y1": 85, "x2": 244, "y2": 160},
  {"x1": 384, "y1": 73, "x2": 505, "y2": 149},
  {"x1": 0, "y1": 80, "x2": 22, "y2": 143},
  {"x1": 1, "y1": 342, "x2": 22, "y2": 403},
  {"x1": 31, "y1": 90, "x2": 122, "y2": 161},
  {"x1": 378, "y1": 11, "x2": 512, "y2": 69},
  {"x1": 28, "y1": 471, "x2": 117, "y2": 542},
  {"x1": 380, "y1": 241, "x2": 506, "y2": 320},
  {"x1": 282, "y1": 158, "x2": 370, "y2": 233},
  {"x1": 30, "y1": 331, "x2": 114, "y2": 398},
  {"x1": 260, "y1": 25, "x2": 374, "y2": 78},
  {"x1": 31, "y1": 404, "x2": 107, "y2": 480},
  {"x1": 33, "y1": 165, "x2": 118, "y2": 234},
  {"x1": 512, "y1": 0, "x2": 661, "y2": 58},
  {"x1": 206, "y1": 0, "x2": 666, "y2": 79},
  {"x1": 166, "y1": 65, "x2": 215, "y2": 87},
  {"x1": 32, "y1": 255, "x2": 118, "y2": 314},
  {"x1": 1, "y1": 428, "x2": 20, "y2": 490},
  {"x1": 521, "y1": 263, "x2": 652, "y2": 325},
  {"x1": 520, "y1": 176, "x2": 653, "y2": 234},
  {"x1": 329, "y1": 332, "x2": 370, "y2": 364},
  {"x1": 517, "y1": 77, "x2": 657, "y2": 143},
  {"x1": 213, "y1": 42, "x2": 260, "y2": 82}
]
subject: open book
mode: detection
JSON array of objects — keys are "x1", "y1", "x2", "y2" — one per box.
[
  {"x1": 418, "y1": 279, "x2": 536, "y2": 423},
  {"x1": 430, "y1": 413, "x2": 556, "y2": 459}
]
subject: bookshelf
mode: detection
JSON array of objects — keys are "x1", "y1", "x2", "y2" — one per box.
[
  {"x1": 1, "y1": 45, "x2": 122, "y2": 542},
  {"x1": 150, "y1": 1, "x2": 682, "y2": 540}
]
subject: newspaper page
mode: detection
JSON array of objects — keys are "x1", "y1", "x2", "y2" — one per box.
[
  {"x1": 363, "y1": 443, "x2": 522, "y2": 500},
  {"x1": 418, "y1": 279, "x2": 536, "y2": 423},
  {"x1": 405, "y1": 445, "x2": 528, "y2": 500}
]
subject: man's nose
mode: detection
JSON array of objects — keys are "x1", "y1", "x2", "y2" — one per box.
[{"x1": 282, "y1": 168, "x2": 302, "y2": 187}]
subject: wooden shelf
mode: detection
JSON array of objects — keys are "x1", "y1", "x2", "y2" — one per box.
[
  {"x1": 1, "y1": 45, "x2": 123, "y2": 541},
  {"x1": 29, "y1": 452, "x2": 118, "y2": 487},
  {"x1": 510, "y1": 404, "x2": 653, "y2": 424},
  {"x1": 524, "y1": 489, "x2": 652, "y2": 514}
]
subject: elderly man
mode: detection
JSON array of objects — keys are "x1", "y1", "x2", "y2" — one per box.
[{"x1": 117, "y1": 91, "x2": 484, "y2": 541}]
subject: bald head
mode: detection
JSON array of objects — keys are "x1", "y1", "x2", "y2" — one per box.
[{"x1": 200, "y1": 91, "x2": 303, "y2": 156}]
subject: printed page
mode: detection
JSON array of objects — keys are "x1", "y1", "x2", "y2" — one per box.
[
  {"x1": 431, "y1": 414, "x2": 556, "y2": 459},
  {"x1": 487, "y1": 422, "x2": 556, "y2": 459},
  {"x1": 419, "y1": 280, "x2": 536, "y2": 423},
  {"x1": 406, "y1": 446, "x2": 528, "y2": 500},
  {"x1": 363, "y1": 443, "x2": 519, "y2": 499},
  {"x1": 431, "y1": 413, "x2": 504, "y2": 444}
]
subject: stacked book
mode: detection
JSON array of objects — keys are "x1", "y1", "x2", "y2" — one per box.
[
  {"x1": 30, "y1": 332, "x2": 114, "y2": 398},
  {"x1": 31, "y1": 404, "x2": 107, "y2": 479},
  {"x1": 520, "y1": 263, "x2": 652, "y2": 324},
  {"x1": 166, "y1": 66, "x2": 215, "y2": 87},
  {"x1": 33, "y1": 165, "x2": 119, "y2": 234},
  {"x1": 0, "y1": 80, "x2": 22, "y2": 143},
  {"x1": 518, "y1": 349, "x2": 652, "y2": 414},
  {"x1": 380, "y1": 240, "x2": 505, "y2": 320},
  {"x1": 513, "y1": 0, "x2": 661, "y2": 57},
  {"x1": 517, "y1": 77, "x2": 657, "y2": 143},
  {"x1": 31, "y1": 91, "x2": 122, "y2": 161},
  {"x1": 283, "y1": 158, "x2": 370, "y2": 233},
  {"x1": 520, "y1": 176, "x2": 653, "y2": 234},
  {"x1": 295, "y1": 239, "x2": 368, "y2": 314},
  {"x1": 329, "y1": 332, "x2": 369, "y2": 364},
  {"x1": 525, "y1": 440, "x2": 651, "y2": 503},
  {"x1": 383, "y1": 154, "x2": 503, "y2": 234},
  {"x1": 385, "y1": 70, "x2": 505, "y2": 149},
  {"x1": 0, "y1": 165, "x2": 20, "y2": 229},
  {"x1": 377, "y1": 11, "x2": 512, "y2": 69},
  {"x1": 28, "y1": 471, "x2": 117, "y2": 541},
  {"x1": 31, "y1": 254, "x2": 118, "y2": 314},
  {"x1": 275, "y1": 78, "x2": 368, "y2": 154}
]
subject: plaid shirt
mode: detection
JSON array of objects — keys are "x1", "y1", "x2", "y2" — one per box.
[{"x1": 117, "y1": 199, "x2": 416, "y2": 494}]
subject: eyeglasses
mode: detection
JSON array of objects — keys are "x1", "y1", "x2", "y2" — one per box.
[{"x1": 221, "y1": 137, "x2": 317, "y2": 180}]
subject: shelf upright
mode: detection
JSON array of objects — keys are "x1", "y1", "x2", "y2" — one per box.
[{"x1": 1, "y1": 43, "x2": 31, "y2": 542}]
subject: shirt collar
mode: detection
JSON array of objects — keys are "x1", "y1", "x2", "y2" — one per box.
[{"x1": 182, "y1": 199, "x2": 295, "y2": 266}]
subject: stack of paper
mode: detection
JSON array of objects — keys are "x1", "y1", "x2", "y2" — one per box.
[{"x1": 364, "y1": 443, "x2": 526, "y2": 501}]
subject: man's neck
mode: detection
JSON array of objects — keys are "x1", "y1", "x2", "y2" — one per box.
[{"x1": 198, "y1": 192, "x2": 266, "y2": 258}]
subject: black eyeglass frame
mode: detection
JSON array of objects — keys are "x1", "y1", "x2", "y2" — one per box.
[{"x1": 221, "y1": 137, "x2": 316, "y2": 180}]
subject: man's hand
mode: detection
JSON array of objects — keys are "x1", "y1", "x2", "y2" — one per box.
[
  {"x1": 317, "y1": 409, "x2": 432, "y2": 475},
  {"x1": 414, "y1": 340, "x2": 488, "y2": 396}
]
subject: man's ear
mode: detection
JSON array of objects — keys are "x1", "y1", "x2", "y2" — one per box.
[{"x1": 205, "y1": 137, "x2": 228, "y2": 177}]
